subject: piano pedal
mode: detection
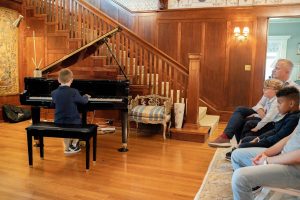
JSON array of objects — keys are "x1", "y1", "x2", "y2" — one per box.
[{"x1": 42, "y1": 119, "x2": 48, "y2": 122}]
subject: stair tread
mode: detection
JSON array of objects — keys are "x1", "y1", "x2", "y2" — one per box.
[
  {"x1": 199, "y1": 115, "x2": 219, "y2": 125},
  {"x1": 170, "y1": 126, "x2": 210, "y2": 135}
]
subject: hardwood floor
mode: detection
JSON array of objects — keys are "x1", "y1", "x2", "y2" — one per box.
[{"x1": 0, "y1": 121, "x2": 225, "y2": 200}]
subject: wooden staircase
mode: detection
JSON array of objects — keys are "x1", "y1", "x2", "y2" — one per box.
[
  {"x1": 24, "y1": 0, "x2": 218, "y2": 142},
  {"x1": 24, "y1": 0, "x2": 189, "y2": 102}
]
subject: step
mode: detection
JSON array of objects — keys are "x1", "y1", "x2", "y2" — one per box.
[
  {"x1": 198, "y1": 106, "x2": 207, "y2": 120},
  {"x1": 170, "y1": 124, "x2": 210, "y2": 143},
  {"x1": 199, "y1": 114, "x2": 220, "y2": 135}
]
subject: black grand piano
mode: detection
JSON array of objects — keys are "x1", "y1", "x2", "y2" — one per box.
[{"x1": 20, "y1": 27, "x2": 130, "y2": 152}]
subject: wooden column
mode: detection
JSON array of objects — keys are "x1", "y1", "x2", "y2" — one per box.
[
  {"x1": 186, "y1": 53, "x2": 200, "y2": 124},
  {"x1": 170, "y1": 53, "x2": 210, "y2": 143}
]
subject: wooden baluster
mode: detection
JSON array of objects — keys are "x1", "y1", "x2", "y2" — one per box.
[
  {"x1": 120, "y1": 34, "x2": 124, "y2": 66},
  {"x1": 162, "y1": 61, "x2": 168, "y2": 96},
  {"x1": 147, "y1": 52, "x2": 153, "y2": 89},
  {"x1": 60, "y1": 0, "x2": 63, "y2": 30},
  {"x1": 153, "y1": 55, "x2": 157, "y2": 94},
  {"x1": 133, "y1": 42, "x2": 138, "y2": 83},
  {"x1": 124, "y1": 36, "x2": 129, "y2": 75},
  {"x1": 157, "y1": 59, "x2": 162, "y2": 95},
  {"x1": 139, "y1": 46, "x2": 143, "y2": 85},
  {"x1": 83, "y1": 8, "x2": 87, "y2": 45},
  {"x1": 44, "y1": 0, "x2": 47, "y2": 17},
  {"x1": 66, "y1": 0, "x2": 70, "y2": 31},
  {"x1": 128, "y1": 39, "x2": 134, "y2": 76},
  {"x1": 51, "y1": 0, "x2": 55, "y2": 22},
  {"x1": 77, "y1": 2, "x2": 81, "y2": 40},
  {"x1": 70, "y1": 0, "x2": 75, "y2": 38},
  {"x1": 143, "y1": 49, "x2": 149, "y2": 87},
  {"x1": 115, "y1": 31, "x2": 120, "y2": 67},
  {"x1": 56, "y1": 0, "x2": 59, "y2": 29}
]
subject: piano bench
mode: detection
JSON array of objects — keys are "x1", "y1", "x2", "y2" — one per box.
[{"x1": 25, "y1": 122, "x2": 98, "y2": 171}]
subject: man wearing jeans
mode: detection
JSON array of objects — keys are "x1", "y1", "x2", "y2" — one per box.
[
  {"x1": 208, "y1": 59, "x2": 299, "y2": 147},
  {"x1": 231, "y1": 120, "x2": 300, "y2": 200}
]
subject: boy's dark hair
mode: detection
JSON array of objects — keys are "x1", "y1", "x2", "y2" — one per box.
[{"x1": 276, "y1": 86, "x2": 300, "y2": 105}]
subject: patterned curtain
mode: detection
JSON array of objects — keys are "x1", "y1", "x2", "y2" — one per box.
[{"x1": 0, "y1": 7, "x2": 19, "y2": 96}]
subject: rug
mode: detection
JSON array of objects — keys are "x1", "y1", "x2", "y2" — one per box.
[
  {"x1": 194, "y1": 147, "x2": 233, "y2": 200},
  {"x1": 0, "y1": 7, "x2": 19, "y2": 96},
  {"x1": 194, "y1": 147, "x2": 300, "y2": 200}
]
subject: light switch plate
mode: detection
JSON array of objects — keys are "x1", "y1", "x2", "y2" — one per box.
[{"x1": 245, "y1": 65, "x2": 251, "y2": 71}]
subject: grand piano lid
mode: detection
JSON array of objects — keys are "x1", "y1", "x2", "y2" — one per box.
[{"x1": 41, "y1": 27, "x2": 121, "y2": 75}]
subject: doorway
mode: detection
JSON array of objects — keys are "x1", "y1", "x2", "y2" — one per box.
[{"x1": 266, "y1": 18, "x2": 300, "y2": 82}]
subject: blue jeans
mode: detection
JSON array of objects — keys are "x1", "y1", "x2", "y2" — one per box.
[
  {"x1": 224, "y1": 106, "x2": 256, "y2": 142},
  {"x1": 231, "y1": 148, "x2": 300, "y2": 200}
]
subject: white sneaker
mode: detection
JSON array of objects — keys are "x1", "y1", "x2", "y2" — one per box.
[{"x1": 68, "y1": 144, "x2": 81, "y2": 153}]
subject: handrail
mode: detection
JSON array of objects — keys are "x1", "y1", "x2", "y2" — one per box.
[{"x1": 77, "y1": 0, "x2": 188, "y2": 75}]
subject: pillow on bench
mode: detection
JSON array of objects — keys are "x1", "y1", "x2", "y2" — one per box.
[{"x1": 131, "y1": 105, "x2": 165, "y2": 120}]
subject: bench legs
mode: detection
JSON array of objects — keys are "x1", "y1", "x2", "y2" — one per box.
[
  {"x1": 86, "y1": 136, "x2": 90, "y2": 170},
  {"x1": 27, "y1": 133, "x2": 33, "y2": 167},
  {"x1": 93, "y1": 133, "x2": 97, "y2": 163},
  {"x1": 39, "y1": 136, "x2": 44, "y2": 159},
  {"x1": 85, "y1": 131, "x2": 97, "y2": 170},
  {"x1": 26, "y1": 131, "x2": 97, "y2": 171}
]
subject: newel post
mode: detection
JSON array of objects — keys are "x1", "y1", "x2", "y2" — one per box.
[{"x1": 186, "y1": 53, "x2": 201, "y2": 124}]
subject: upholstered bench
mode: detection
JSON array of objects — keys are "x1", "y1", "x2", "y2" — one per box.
[
  {"x1": 25, "y1": 122, "x2": 98, "y2": 170},
  {"x1": 129, "y1": 95, "x2": 172, "y2": 139}
]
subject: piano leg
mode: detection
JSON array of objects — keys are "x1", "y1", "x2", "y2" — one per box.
[{"x1": 118, "y1": 109, "x2": 128, "y2": 152}]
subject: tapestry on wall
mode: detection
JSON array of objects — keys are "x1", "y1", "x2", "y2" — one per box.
[{"x1": 0, "y1": 7, "x2": 19, "y2": 96}]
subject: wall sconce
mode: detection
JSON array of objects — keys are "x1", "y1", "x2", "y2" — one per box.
[{"x1": 233, "y1": 26, "x2": 249, "y2": 41}]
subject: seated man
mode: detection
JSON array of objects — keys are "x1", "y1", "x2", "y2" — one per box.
[
  {"x1": 231, "y1": 121, "x2": 300, "y2": 200},
  {"x1": 208, "y1": 59, "x2": 298, "y2": 148},
  {"x1": 225, "y1": 87, "x2": 300, "y2": 160}
]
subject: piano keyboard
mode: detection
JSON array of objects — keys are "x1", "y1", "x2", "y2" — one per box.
[
  {"x1": 29, "y1": 96, "x2": 123, "y2": 102},
  {"x1": 89, "y1": 98, "x2": 123, "y2": 102}
]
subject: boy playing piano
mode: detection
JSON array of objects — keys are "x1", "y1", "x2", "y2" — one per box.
[{"x1": 51, "y1": 69, "x2": 90, "y2": 154}]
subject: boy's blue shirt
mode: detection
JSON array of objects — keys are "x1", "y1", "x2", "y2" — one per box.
[
  {"x1": 51, "y1": 85, "x2": 89, "y2": 124},
  {"x1": 260, "y1": 110, "x2": 300, "y2": 144}
]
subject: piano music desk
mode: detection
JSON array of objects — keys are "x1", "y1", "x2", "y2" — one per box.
[{"x1": 25, "y1": 122, "x2": 98, "y2": 170}]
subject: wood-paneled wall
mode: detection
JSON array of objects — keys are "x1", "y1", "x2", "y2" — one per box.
[
  {"x1": 130, "y1": 4, "x2": 300, "y2": 120},
  {"x1": 95, "y1": 1, "x2": 300, "y2": 120}
]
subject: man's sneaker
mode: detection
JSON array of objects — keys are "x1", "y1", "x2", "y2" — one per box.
[
  {"x1": 225, "y1": 147, "x2": 236, "y2": 161},
  {"x1": 225, "y1": 151, "x2": 232, "y2": 161},
  {"x1": 64, "y1": 149, "x2": 74, "y2": 154},
  {"x1": 208, "y1": 135, "x2": 231, "y2": 148},
  {"x1": 252, "y1": 186, "x2": 262, "y2": 194}
]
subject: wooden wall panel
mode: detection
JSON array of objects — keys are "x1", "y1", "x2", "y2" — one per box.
[
  {"x1": 201, "y1": 20, "x2": 227, "y2": 109},
  {"x1": 117, "y1": 8, "x2": 135, "y2": 30},
  {"x1": 226, "y1": 21, "x2": 254, "y2": 108},
  {"x1": 136, "y1": 14, "x2": 156, "y2": 45},
  {"x1": 252, "y1": 17, "x2": 268, "y2": 105},
  {"x1": 180, "y1": 21, "x2": 202, "y2": 68},
  {"x1": 157, "y1": 22, "x2": 179, "y2": 60},
  {"x1": 98, "y1": 0, "x2": 135, "y2": 31},
  {"x1": 99, "y1": 0, "x2": 119, "y2": 21}
]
